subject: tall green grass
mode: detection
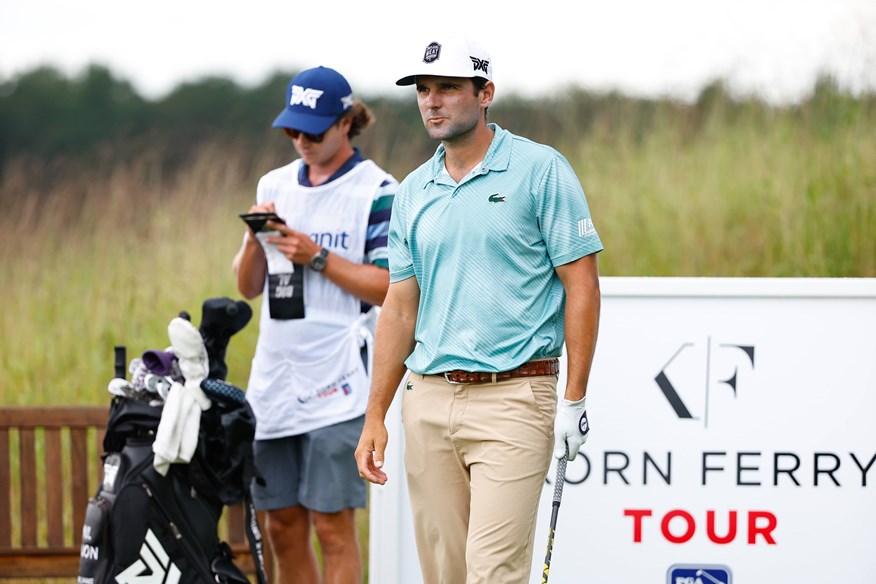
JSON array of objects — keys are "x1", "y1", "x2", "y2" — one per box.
[
  {"x1": 569, "y1": 94, "x2": 875, "y2": 277},
  {"x1": 2, "y1": 93, "x2": 874, "y2": 401}
]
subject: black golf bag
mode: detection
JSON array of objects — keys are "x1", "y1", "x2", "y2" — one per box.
[{"x1": 78, "y1": 298, "x2": 267, "y2": 584}]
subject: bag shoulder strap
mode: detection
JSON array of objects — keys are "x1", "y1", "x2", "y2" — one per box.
[{"x1": 243, "y1": 492, "x2": 269, "y2": 584}]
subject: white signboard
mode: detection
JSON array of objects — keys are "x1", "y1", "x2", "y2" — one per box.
[{"x1": 368, "y1": 278, "x2": 876, "y2": 584}]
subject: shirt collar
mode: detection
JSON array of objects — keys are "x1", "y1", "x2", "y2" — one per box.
[
  {"x1": 423, "y1": 124, "x2": 510, "y2": 188},
  {"x1": 298, "y1": 147, "x2": 365, "y2": 186}
]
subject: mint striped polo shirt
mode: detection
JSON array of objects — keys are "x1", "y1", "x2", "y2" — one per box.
[{"x1": 388, "y1": 124, "x2": 603, "y2": 374}]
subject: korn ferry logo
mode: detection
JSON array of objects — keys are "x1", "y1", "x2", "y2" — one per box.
[
  {"x1": 667, "y1": 564, "x2": 732, "y2": 584},
  {"x1": 655, "y1": 337, "x2": 755, "y2": 428},
  {"x1": 290, "y1": 85, "x2": 324, "y2": 109}
]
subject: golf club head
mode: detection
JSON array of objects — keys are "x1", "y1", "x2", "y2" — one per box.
[
  {"x1": 127, "y1": 357, "x2": 143, "y2": 377},
  {"x1": 144, "y1": 374, "x2": 173, "y2": 401},
  {"x1": 107, "y1": 377, "x2": 135, "y2": 398}
]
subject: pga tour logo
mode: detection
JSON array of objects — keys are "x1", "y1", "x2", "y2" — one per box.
[{"x1": 668, "y1": 564, "x2": 732, "y2": 584}]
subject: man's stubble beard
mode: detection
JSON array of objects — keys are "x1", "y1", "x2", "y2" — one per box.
[{"x1": 423, "y1": 110, "x2": 481, "y2": 143}]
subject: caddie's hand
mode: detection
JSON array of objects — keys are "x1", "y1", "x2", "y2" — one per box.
[
  {"x1": 265, "y1": 226, "x2": 319, "y2": 265},
  {"x1": 355, "y1": 419, "x2": 389, "y2": 485},
  {"x1": 244, "y1": 202, "x2": 277, "y2": 237},
  {"x1": 553, "y1": 396, "x2": 590, "y2": 461}
]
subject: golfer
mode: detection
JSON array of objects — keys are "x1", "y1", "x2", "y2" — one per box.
[{"x1": 355, "y1": 32, "x2": 603, "y2": 584}]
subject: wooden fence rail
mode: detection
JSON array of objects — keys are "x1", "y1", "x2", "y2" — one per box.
[{"x1": 0, "y1": 406, "x2": 269, "y2": 579}]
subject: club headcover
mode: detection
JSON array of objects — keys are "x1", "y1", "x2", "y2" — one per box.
[
  {"x1": 141, "y1": 348, "x2": 177, "y2": 377},
  {"x1": 200, "y1": 297, "x2": 252, "y2": 339},
  {"x1": 198, "y1": 297, "x2": 253, "y2": 381}
]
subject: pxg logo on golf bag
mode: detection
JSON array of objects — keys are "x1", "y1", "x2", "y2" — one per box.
[
  {"x1": 667, "y1": 564, "x2": 732, "y2": 584},
  {"x1": 115, "y1": 529, "x2": 181, "y2": 583},
  {"x1": 655, "y1": 337, "x2": 755, "y2": 428}
]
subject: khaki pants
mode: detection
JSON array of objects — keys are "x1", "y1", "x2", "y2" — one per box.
[{"x1": 402, "y1": 373, "x2": 557, "y2": 584}]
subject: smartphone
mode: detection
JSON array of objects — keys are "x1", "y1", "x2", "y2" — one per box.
[{"x1": 239, "y1": 212, "x2": 286, "y2": 233}]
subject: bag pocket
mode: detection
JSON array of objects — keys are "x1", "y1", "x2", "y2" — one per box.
[{"x1": 78, "y1": 495, "x2": 113, "y2": 582}]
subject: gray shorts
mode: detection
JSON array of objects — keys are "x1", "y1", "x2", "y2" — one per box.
[{"x1": 251, "y1": 415, "x2": 367, "y2": 513}]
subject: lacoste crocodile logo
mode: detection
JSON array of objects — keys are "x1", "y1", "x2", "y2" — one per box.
[
  {"x1": 406, "y1": 382, "x2": 414, "y2": 391},
  {"x1": 488, "y1": 193, "x2": 506, "y2": 203}
]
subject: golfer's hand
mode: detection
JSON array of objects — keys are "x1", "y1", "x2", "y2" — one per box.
[
  {"x1": 553, "y1": 396, "x2": 590, "y2": 461},
  {"x1": 355, "y1": 419, "x2": 389, "y2": 485}
]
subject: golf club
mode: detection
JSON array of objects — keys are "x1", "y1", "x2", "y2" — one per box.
[{"x1": 541, "y1": 447, "x2": 569, "y2": 583}]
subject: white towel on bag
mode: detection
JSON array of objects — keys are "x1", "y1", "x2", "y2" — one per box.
[{"x1": 152, "y1": 317, "x2": 212, "y2": 475}]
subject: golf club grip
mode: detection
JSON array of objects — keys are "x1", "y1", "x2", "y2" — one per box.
[
  {"x1": 114, "y1": 345, "x2": 126, "y2": 379},
  {"x1": 552, "y1": 454, "x2": 568, "y2": 503}
]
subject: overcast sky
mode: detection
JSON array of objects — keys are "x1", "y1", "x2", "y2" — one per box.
[{"x1": 1, "y1": 0, "x2": 874, "y2": 104}]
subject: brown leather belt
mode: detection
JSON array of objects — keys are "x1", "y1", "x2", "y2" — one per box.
[{"x1": 435, "y1": 359, "x2": 559, "y2": 384}]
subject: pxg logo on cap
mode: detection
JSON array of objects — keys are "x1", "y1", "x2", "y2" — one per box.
[
  {"x1": 667, "y1": 564, "x2": 732, "y2": 584},
  {"x1": 290, "y1": 86, "x2": 324, "y2": 110}
]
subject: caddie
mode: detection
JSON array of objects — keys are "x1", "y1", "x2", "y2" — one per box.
[{"x1": 236, "y1": 65, "x2": 397, "y2": 584}]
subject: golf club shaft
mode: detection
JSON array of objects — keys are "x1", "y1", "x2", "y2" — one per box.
[{"x1": 542, "y1": 454, "x2": 568, "y2": 583}]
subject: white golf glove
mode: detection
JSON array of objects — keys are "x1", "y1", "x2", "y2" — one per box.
[{"x1": 553, "y1": 396, "x2": 590, "y2": 461}]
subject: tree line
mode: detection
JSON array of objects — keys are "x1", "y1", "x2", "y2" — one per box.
[{"x1": 1, "y1": 64, "x2": 872, "y2": 190}]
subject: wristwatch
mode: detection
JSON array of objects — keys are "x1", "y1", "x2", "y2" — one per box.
[{"x1": 309, "y1": 247, "x2": 329, "y2": 272}]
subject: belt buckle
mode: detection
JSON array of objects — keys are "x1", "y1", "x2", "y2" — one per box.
[{"x1": 444, "y1": 372, "x2": 464, "y2": 385}]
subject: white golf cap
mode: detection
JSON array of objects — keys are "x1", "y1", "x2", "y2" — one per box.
[{"x1": 396, "y1": 32, "x2": 492, "y2": 86}]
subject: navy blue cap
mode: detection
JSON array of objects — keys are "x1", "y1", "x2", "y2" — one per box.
[{"x1": 272, "y1": 66, "x2": 354, "y2": 134}]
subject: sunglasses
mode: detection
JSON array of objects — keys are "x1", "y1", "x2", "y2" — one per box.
[{"x1": 284, "y1": 127, "x2": 329, "y2": 143}]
